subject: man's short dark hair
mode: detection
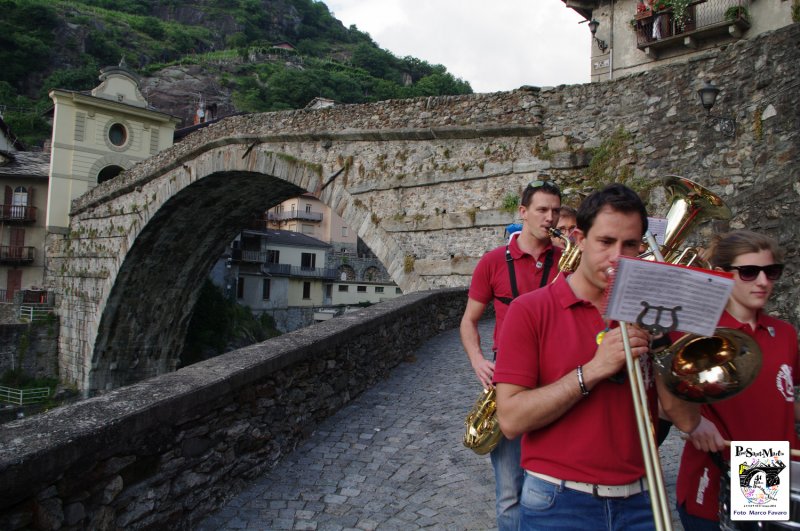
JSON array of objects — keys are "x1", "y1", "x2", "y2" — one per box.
[
  {"x1": 576, "y1": 183, "x2": 648, "y2": 236},
  {"x1": 521, "y1": 179, "x2": 561, "y2": 208},
  {"x1": 559, "y1": 206, "x2": 577, "y2": 218}
]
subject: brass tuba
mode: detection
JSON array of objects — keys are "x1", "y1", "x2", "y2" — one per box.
[
  {"x1": 640, "y1": 176, "x2": 762, "y2": 402},
  {"x1": 642, "y1": 175, "x2": 732, "y2": 266}
]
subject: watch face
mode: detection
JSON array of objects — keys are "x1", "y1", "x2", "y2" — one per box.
[{"x1": 109, "y1": 123, "x2": 127, "y2": 146}]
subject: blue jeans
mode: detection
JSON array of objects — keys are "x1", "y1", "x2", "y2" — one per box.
[
  {"x1": 491, "y1": 435, "x2": 524, "y2": 531},
  {"x1": 520, "y1": 473, "x2": 655, "y2": 530}
]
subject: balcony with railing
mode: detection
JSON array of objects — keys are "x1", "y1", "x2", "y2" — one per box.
[
  {"x1": 267, "y1": 210, "x2": 323, "y2": 222},
  {"x1": 261, "y1": 262, "x2": 338, "y2": 279},
  {"x1": 0, "y1": 246, "x2": 35, "y2": 264},
  {"x1": 633, "y1": 0, "x2": 751, "y2": 57},
  {"x1": 0, "y1": 204, "x2": 37, "y2": 222}
]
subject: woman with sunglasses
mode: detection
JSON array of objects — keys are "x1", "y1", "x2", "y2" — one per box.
[{"x1": 677, "y1": 230, "x2": 799, "y2": 530}]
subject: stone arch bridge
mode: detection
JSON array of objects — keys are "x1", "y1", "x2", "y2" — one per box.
[{"x1": 46, "y1": 24, "x2": 799, "y2": 393}]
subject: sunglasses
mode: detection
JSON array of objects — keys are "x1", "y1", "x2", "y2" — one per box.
[
  {"x1": 527, "y1": 179, "x2": 559, "y2": 191},
  {"x1": 725, "y1": 264, "x2": 784, "y2": 281}
]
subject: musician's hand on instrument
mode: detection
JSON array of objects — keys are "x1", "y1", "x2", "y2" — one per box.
[
  {"x1": 472, "y1": 357, "x2": 495, "y2": 390},
  {"x1": 591, "y1": 326, "x2": 650, "y2": 378},
  {"x1": 686, "y1": 416, "x2": 726, "y2": 453}
]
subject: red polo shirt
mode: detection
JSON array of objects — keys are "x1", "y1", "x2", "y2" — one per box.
[
  {"x1": 494, "y1": 274, "x2": 658, "y2": 485},
  {"x1": 468, "y1": 233, "x2": 561, "y2": 351},
  {"x1": 676, "y1": 310, "x2": 799, "y2": 520}
]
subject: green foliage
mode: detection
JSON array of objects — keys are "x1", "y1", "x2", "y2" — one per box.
[
  {"x1": 585, "y1": 126, "x2": 657, "y2": 202},
  {"x1": 0, "y1": 0, "x2": 59, "y2": 88},
  {"x1": 1, "y1": 369, "x2": 58, "y2": 390},
  {"x1": 501, "y1": 194, "x2": 520, "y2": 214},
  {"x1": 180, "y1": 280, "x2": 281, "y2": 366},
  {"x1": 793, "y1": 0, "x2": 800, "y2": 23},
  {"x1": 668, "y1": 0, "x2": 692, "y2": 31},
  {"x1": 1, "y1": 0, "x2": 472, "y2": 148},
  {"x1": 724, "y1": 5, "x2": 750, "y2": 23}
]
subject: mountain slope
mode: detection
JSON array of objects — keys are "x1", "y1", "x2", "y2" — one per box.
[{"x1": 0, "y1": 0, "x2": 472, "y2": 147}]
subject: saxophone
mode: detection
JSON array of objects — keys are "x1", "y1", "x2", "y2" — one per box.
[{"x1": 463, "y1": 387, "x2": 502, "y2": 454}]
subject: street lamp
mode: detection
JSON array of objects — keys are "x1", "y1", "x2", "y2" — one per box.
[
  {"x1": 697, "y1": 80, "x2": 736, "y2": 138},
  {"x1": 588, "y1": 19, "x2": 609, "y2": 53}
]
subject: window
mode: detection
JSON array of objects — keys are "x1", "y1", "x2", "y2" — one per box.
[
  {"x1": 301, "y1": 252, "x2": 316, "y2": 270},
  {"x1": 341, "y1": 226, "x2": 348, "y2": 237},
  {"x1": 267, "y1": 249, "x2": 280, "y2": 264},
  {"x1": 97, "y1": 165, "x2": 123, "y2": 184},
  {"x1": 357, "y1": 286, "x2": 367, "y2": 292},
  {"x1": 108, "y1": 123, "x2": 127, "y2": 146},
  {"x1": 236, "y1": 277, "x2": 245, "y2": 299},
  {"x1": 338, "y1": 285, "x2": 349, "y2": 292},
  {"x1": 11, "y1": 186, "x2": 28, "y2": 218},
  {"x1": 325, "y1": 284, "x2": 332, "y2": 298},
  {"x1": 302, "y1": 282, "x2": 311, "y2": 299},
  {"x1": 305, "y1": 203, "x2": 312, "y2": 213},
  {"x1": 262, "y1": 279, "x2": 271, "y2": 300},
  {"x1": 375, "y1": 286, "x2": 384, "y2": 293},
  {"x1": 396, "y1": 287, "x2": 402, "y2": 294},
  {"x1": 301, "y1": 224, "x2": 314, "y2": 235}
]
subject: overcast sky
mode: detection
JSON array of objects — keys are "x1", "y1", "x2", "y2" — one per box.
[{"x1": 323, "y1": 0, "x2": 591, "y2": 94}]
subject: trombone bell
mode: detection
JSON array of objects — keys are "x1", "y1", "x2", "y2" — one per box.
[{"x1": 654, "y1": 328, "x2": 762, "y2": 403}]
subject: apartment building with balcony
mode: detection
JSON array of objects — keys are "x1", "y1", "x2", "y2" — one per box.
[
  {"x1": 0, "y1": 121, "x2": 50, "y2": 303},
  {"x1": 216, "y1": 194, "x2": 401, "y2": 332},
  {"x1": 564, "y1": 0, "x2": 794, "y2": 82}
]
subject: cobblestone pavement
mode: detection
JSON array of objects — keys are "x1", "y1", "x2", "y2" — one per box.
[{"x1": 199, "y1": 320, "x2": 687, "y2": 530}]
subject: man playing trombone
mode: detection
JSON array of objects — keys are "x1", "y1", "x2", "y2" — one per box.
[{"x1": 494, "y1": 183, "x2": 716, "y2": 530}]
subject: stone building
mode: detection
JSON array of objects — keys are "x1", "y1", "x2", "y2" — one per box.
[{"x1": 564, "y1": 0, "x2": 795, "y2": 82}]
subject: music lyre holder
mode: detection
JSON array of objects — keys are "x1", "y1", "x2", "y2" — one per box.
[{"x1": 636, "y1": 301, "x2": 681, "y2": 336}]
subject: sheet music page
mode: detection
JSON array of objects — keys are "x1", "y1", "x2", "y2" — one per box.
[
  {"x1": 647, "y1": 217, "x2": 668, "y2": 246},
  {"x1": 604, "y1": 256, "x2": 734, "y2": 337}
]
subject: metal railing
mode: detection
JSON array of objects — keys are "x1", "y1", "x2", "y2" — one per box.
[
  {"x1": 258, "y1": 262, "x2": 338, "y2": 279},
  {"x1": 0, "y1": 386, "x2": 50, "y2": 405},
  {"x1": 267, "y1": 210, "x2": 323, "y2": 222},
  {"x1": 18, "y1": 304, "x2": 54, "y2": 321},
  {"x1": 633, "y1": 0, "x2": 751, "y2": 47},
  {"x1": 0, "y1": 204, "x2": 37, "y2": 222},
  {"x1": 0, "y1": 245, "x2": 35, "y2": 263}
]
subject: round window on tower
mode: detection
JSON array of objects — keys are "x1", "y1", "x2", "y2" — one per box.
[{"x1": 108, "y1": 123, "x2": 127, "y2": 146}]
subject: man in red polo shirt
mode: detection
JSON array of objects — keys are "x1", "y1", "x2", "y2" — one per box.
[
  {"x1": 494, "y1": 183, "x2": 709, "y2": 530},
  {"x1": 460, "y1": 179, "x2": 562, "y2": 531}
]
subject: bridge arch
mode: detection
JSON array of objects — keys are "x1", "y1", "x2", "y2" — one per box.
[{"x1": 50, "y1": 135, "x2": 442, "y2": 393}]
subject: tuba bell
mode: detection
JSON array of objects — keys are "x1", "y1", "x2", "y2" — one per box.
[{"x1": 642, "y1": 175, "x2": 732, "y2": 266}]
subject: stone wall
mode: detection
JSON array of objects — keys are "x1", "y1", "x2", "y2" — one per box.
[
  {"x1": 0, "y1": 321, "x2": 59, "y2": 379},
  {"x1": 0, "y1": 289, "x2": 466, "y2": 530}
]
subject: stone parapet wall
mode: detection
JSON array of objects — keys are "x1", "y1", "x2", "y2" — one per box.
[{"x1": 0, "y1": 289, "x2": 466, "y2": 530}]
